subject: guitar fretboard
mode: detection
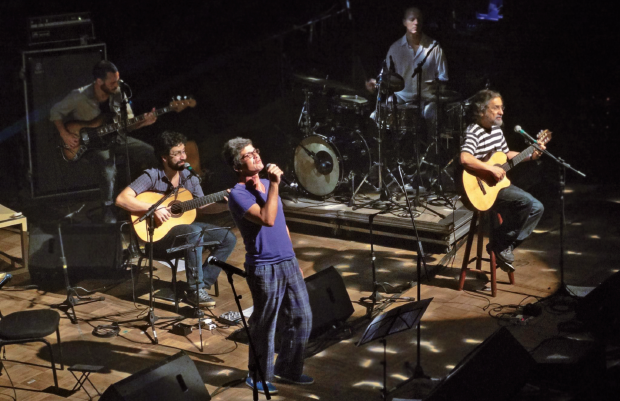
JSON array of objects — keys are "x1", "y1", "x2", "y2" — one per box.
[
  {"x1": 170, "y1": 190, "x2": 228, "y2": 214},
  {"x1": 94, "y1": 106, "x2": 173, "y2": 137},
  {"x1": 501, "y1": 145, "x2": 536, "y2": 172}
]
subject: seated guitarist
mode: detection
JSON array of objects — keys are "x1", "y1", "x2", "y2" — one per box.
[
  {"x1": 50, "y1": 60, "x2": 158, "y2": 223},
  {"x1": 115, "y1": 131, "x2": 237, "y2": 307},
  {"x1": 459, "y1": 89, "x2": 545, "y2": 272}
]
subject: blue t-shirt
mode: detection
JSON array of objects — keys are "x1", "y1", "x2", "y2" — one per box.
[{"x1": 228, "y1": 179, "x2": 295, "y2": 266}]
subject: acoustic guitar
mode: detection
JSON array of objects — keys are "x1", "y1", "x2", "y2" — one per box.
[
  {"x1": 131, "y1": 188, "x2": 228, "y2": 242},
  {"x1": 461, "y1": 129, "x2": 552, "y2": 211},
  {"x1": 59, "y1": 98, "x2": 196, "y2": 162}
]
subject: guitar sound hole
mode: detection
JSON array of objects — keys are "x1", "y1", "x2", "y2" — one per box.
[{"x1": 170, "y1": 202, "x2": 183, "y2": 216}]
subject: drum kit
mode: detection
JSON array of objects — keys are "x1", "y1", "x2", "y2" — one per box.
[{"x1": 291, "y1": 70, "x2": 472, "y2": 208}]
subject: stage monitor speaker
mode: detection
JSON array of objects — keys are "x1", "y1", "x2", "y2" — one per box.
[
  {"x1": 22, "y1": 43, "x2": 106, "y2": 198},
  {"x1": 100, "y1": 351, "x2": 210, "y2": 401},
  {"x1": 424, "y1": 327, "x2": 535, "y2": 401},
  {"x1": 28, "y1": 222, "x2": 122, "y2": 289},
  {"x1": 305, "y1": 266, "x2": 354, "y2": 339},
  {"x1": 575, "y1": 270, "x2": 620, "y2": 335}
]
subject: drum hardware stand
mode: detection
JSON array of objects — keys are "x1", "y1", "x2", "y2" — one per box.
[
  {"x1": 114, "y1": 188, "x2": 183, "y2": 345},
  {"x1": 51, "y1": 204, "x2": 105, "y2": 325},
  {"x1": 298, "y1": 89, "x2": 314, "y2": 136}
]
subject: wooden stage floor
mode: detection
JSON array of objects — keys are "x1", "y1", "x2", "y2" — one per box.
[{"x1": 1, "y1": 184, "x2": 619, "y2": 400}]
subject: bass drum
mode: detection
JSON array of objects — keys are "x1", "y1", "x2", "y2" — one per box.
[{"x1": 294, "y1": 130, "x2": 371, "y2": 198}]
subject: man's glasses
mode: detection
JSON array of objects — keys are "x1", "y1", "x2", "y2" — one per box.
[
  {"x1": 489, "y1": 105, "x2": 505, "y2": 112},
  {"x1": 169, "y1": 150, "x2": 187, "y2": 157},
  {"x1": 241, "y1": 148, "x2": 260, "y2": 161}
]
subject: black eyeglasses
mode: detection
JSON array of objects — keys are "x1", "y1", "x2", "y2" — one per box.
[{"x1": 241, "y1": 148, "x2": 260, "y2": 161}]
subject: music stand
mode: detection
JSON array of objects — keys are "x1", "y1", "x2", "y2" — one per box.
[{"x1": 357, "y1": 298, "x2": 432, "y2": 400}]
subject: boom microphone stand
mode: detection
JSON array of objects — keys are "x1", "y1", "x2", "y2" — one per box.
[
  {"x1": 115, "y1": 188, "x2": 183, "y2": 344},
  {"x1": 514, "y1": 128, "x2": 586, "y2": 298},
  {"x1": 207, "y1": 257, "x2": 271, "y2": 401}
]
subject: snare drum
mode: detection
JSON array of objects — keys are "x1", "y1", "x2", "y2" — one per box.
[{"x1": 377, "y1": 103, "x2": 419, "y2": 131}]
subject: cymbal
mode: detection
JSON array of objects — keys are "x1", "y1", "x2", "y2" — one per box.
[
  {"x1": 340, "y1": 94, "x2": 368, "y2": 104},
  {"x1": 291, "y1": 73, "x2": 357, "y2": 93},
  {"x1": 377, "y1": 72, "x2": 405, "y2": 91},
  {"x1": 422, "y1": 89, "x2": 461, "y2": 102}
]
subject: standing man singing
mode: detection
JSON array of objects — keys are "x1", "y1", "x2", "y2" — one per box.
[
  {"x1": 223, "y1": 138, "x2": 313, "y2": 395},
  {"x1": 460, "y1": 90, "x2": 545, "y2": 272},
  {"x1": 366, "y1": 6, "x2": 448, "y2": 140}
]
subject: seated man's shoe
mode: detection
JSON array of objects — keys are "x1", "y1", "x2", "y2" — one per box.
[
  {"x1": 274, "y1": 373, "x2": 315, "y2": 385},
  {"x1": 186, "y1": 289, "x2": 216, "y2": 307},
  {"x1": 245, "y1": 376, "x2": 278, "y2": 394},
  {"x1": 487, "y1": 244, "x2": 515, "y2": 273}
]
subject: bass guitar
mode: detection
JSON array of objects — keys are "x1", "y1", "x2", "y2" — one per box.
[
  {"x1": 461, "y1": 129, "x2": 552, "y2": 211},
  {"x1": 59, "y1": 97, "x2": 196, "y2": 162},
  {"x1": 131, "y1": 188, "x2": 228, "y2": 242}
]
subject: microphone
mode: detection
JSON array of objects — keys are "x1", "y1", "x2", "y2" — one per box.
[
  {"x1": 207, "y1": 256, "x2": 247, "y2": 278},
  {"x1": 184, "y1": 162, "x2": 202, "y2": 182},
  {"x1": 514, "y1": 125, "x2": 538, "y2": 143},
  {"x1": 345, "y1": 0, "x2": 353, "y2": 21},
  {"x1": 265, "y1": 163, "x2": 292, "y2": 186},
  {"x1": 389, "y1": 55, "x2": 395, "y2": 73}
]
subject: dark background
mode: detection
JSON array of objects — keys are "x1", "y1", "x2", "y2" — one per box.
[{"x1": 0, "y1": 0, "x2": 617, "y2": 205}]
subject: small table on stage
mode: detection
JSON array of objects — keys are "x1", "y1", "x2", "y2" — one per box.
[{"x1": 0, "y1": 204, "x2": 28, "y2": 270}]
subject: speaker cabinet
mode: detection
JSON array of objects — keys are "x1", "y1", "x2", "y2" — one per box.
[
  {"x1": 100, "y1": 351, "x2": 210, "y2": 401},
  {"x1": 424, "y1": 327, "x2": 535, "y2": 401},
  {"x1": 28, "y1": 222, "x2": 122, "y2": 288},
  {"x1": 22, "y1": 43, "x2": 106, "y2": 198},
  {"x1": 575, "y1": 271, "x2": 620, "y2": 335},
  {"x1": 305, "y1": 266, "x2": 355, "y2": 339}
]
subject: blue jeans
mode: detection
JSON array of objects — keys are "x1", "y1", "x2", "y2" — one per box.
[
  {"x1": 150, "y1": 221, "x2": 237, "y2": 290},
  {"x1": 245, "y1": 257, "x2": 312, "y2": 381},
  {"x1": 490, "y1": 184, "x2": 544, "y2": 250}
]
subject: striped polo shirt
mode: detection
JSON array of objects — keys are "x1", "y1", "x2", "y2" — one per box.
[{"x1": 461, "y1": 123, "x2": 509, "y2": 160}]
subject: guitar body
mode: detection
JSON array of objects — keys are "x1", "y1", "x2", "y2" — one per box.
[
  {"x1": 60, "y1": 114, "x2": 111, "y2": 162},
  {"x1": 461, "y1": 151, "x2": 511, "y2": 211},
  {"x1": 132, "y1": 189, "x2": 197, "y2": 242}
]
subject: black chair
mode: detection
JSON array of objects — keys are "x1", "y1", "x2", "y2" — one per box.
[
  {"x1": 130, "y1": 232, "x2": 219, "y2": 313},
  {"x1": 0, "y1": 309, "x2": 64, "y2": 389}
]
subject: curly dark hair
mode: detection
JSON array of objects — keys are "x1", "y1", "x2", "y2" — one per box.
[
  {"x1": 154, "y1": 131, "x2": 187, "y2": 161},
  {"x1": 466, "y1": 89, "x2": 503, "y2": 125},
  {"x1": 222, "y1": 137, "x2": 253, "y2": 170},
  {"x1": 92, "y1": 60, "x2": 118, "y2": 81}
]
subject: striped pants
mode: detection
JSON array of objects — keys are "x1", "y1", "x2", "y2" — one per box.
[{"x1": 245, "y1": 257, "x2": 312, "y2": 381}]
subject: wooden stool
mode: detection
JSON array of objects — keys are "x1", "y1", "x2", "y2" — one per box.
[{"x1": 458, "y1": 211, "x2": 515, "y2": 297}]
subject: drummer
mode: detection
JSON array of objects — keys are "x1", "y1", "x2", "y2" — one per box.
[{"x1": 365, "y1": 6, "x2": 448, "y2": 142}]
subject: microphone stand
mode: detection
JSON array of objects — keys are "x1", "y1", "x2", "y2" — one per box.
[
  {"x1": 408, "y1": 42, "x2": 444, "y2": 219},
  {"x1": 51, "y1": 205, "x2": 105, "y2": 324},
  {"x1": 115, "y1": 188, "x2": 183, "y2": 344},
  {"x1": 515, "y1": 131, "x2": 586, "y2": 299},
  {"x1": 359, "y1": 210, "x2": 414, "y2": 317},
  {"x1": 395, "y1": 165, "x2": 430, "y2": 379},
  {"x1": 212, "y1": 261, "x2": 271, "y2": 400}
]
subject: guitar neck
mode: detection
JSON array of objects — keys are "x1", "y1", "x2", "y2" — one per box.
[
  {"x1": 501, "y1": 145, "x2": 536, "y2": 173},
  {"x1": 93, "y1": 106, "x2": 172, "y2": 138},
  {"x1": 171, "y1": 190, "x2": 229, "y2": 214}
]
